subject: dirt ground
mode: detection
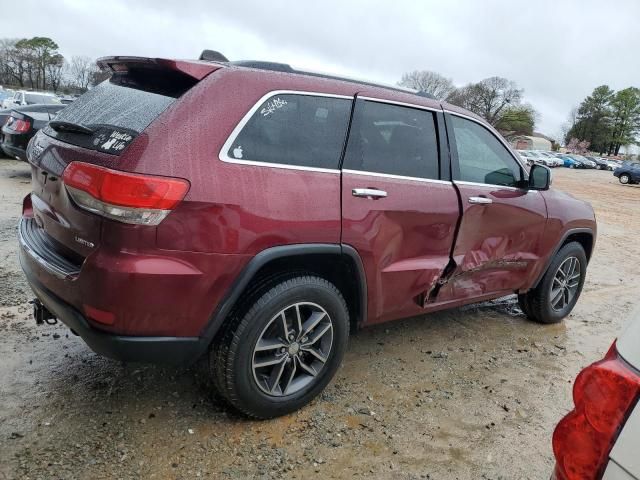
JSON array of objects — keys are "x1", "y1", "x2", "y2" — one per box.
[{"x1": 0, "y1": 157, "x2": 638, "y2": 480}]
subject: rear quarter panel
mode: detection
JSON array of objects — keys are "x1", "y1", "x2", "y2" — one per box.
[{"x1": 131, "y1": 68, "x2": 361, "y2": 255}]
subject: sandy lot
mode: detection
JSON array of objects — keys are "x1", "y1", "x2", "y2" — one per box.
[{"x1": 1, "y1": 157, "x2": 638, "y2": 480}]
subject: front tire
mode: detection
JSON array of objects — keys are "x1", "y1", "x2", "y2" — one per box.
[
  {"x1": 619, "y1": 174, "x2": 630, "y2": 184},
  {"x1": 520, "y1": 242, "x2": 587, "y2": 324},
  {"x1": 209, "y1": 275, "x2": 349, "y2": 418}
]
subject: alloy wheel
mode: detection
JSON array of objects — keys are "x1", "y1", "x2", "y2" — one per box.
[
  {"x1": 549, "y1": 256, "x2": 581, "y2": 312},
  {"x1": 252, "y1": 302, "x2": 333, "y2": 397},
  {"x1": 620, "y1": 174, "x2": 630, "y2": 184}
]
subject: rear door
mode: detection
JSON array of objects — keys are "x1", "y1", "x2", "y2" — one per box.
[
  {"x1": 435, "y1": 112, "x2": 547, "y2": 303},
  {"x1": 341, "y1": 97, "x2": 460, "y2": 325}
]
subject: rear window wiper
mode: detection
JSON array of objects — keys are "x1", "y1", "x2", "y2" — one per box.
[{"x1": 48, "y1": 120, "x2": 95, "y2": 135}]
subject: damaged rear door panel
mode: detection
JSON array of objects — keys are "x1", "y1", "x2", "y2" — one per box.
[{"x1": 340, "y1": 97, "x2": 459, "y2": 325}]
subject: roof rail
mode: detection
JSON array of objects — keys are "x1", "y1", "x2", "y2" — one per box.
[{"x1": 199, "y1": 50, "x2": 438, "y2": 100}]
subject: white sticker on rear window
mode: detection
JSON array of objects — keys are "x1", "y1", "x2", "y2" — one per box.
[
  {"x1": 260, "y1": 97, "x2": 288, "y2": 117},
  {"x1": 93, "y1": 129, "x2": 135, "y2": 154}
]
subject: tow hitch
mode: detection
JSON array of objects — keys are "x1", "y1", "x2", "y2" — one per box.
[{"x1": 30, "y1": 299, "x2": 57, "y2": 325}]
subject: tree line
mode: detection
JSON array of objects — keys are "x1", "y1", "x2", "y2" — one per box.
[
  {"x1": 398, "y1": 70, "x2": 537, "y2": 136},
  {"x1": 0, "y1": 37, "x2": 101, "y2": 93},
  {"x1": 563, "y1": 85, "x2": 640, "y2": 156}
]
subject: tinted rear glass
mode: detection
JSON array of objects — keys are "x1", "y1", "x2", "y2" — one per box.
[
  {"x1": 47, "y1": 80, "x2": 173, "y2": 134},
  {"x1": 343, "y1": 100, "x2": 440, "y2": 179},
  {"x1": 227, "y1": 94, "x2": 351, "y2": 170},
  {"x1": 42, "y1": 69, "x2": 195, "y2": 154}
]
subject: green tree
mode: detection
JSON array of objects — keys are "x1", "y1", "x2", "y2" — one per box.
[
  {"x1": 494, "y1": 104, "x2": 536, "y2": 135},
  {"x1": 607, "y1": 87, "x2": 640, "y2": 155},
  {"x1": 565, "y1": 85, "x2": 614, "y2": 153}
]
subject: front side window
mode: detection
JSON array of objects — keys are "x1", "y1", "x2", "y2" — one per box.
[
  {"x1": 342, "y1": 100, "x2": 439, "y2": 179},
  {"x1": 227, "y1": 94, "x2": 351, "y2": 170},
  {"x1": 450, "y1": 115, "x2": 522, "y2": 187}
]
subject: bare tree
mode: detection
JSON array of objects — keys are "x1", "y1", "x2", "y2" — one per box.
[
  {"x1": 66, "y1": 55, "x2": 98, "y2": 90},
  {"x1": 46, "y1": 54, "x2": 65, "y2": 91},
  {"x1": 447, "y1": 77, "x2": 523, "y2": 126},
  {"x1": 398, "y1": 70, "x2": 455, "y2": 100}
]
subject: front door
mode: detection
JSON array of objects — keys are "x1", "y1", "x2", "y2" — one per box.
[
  {"x1": 435, "y1": 113, "x2": 547, "y2": 303},
  {"x1": 341, "y1": 98, "x2": 460, "y2": 325}
]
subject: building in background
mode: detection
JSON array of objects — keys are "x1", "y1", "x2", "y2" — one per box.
[{"x1": 505, "y1": 132, "x2": 553, "y2": 151}]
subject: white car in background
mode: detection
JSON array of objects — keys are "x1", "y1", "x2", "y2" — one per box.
[
  {"x1": 533, "y1": 151, "x2": 564, "y2": 167},
  {"x1": 1, "y1": 90, "x2": 62, "y2": 109},
  {"x1": 518, "y1": 150, "x2": 558, "y2": 167},
  {"x1": 552, "y1": 317, "x2": 640, "y2": 480}
]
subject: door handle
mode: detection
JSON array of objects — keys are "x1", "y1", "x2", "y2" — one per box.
[
  {"x1": 352, "y1": 188, "x2": 388, "y2": 199},
  {"x1": 468, "y1": 196, "x2": 493, "y2": 205}
]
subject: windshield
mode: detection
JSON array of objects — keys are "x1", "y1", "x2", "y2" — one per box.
[{"x1": 24, "y1": 93, "x2": 61, "y2": 105}]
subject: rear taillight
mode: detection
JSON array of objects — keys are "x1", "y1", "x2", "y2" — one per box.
[
  {"x1": 9, "y1": 118, "x2": 31, "y2": 132},
  {"x1": 552, "y1": 343, "x2": 640, "y2": 480},
  {"x1": 62, "y1": 162, "x2": 190, "y2": 225}
]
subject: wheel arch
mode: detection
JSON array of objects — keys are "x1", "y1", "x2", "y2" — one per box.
[
  {"x1": 200, "y1": 243, "x2": 367, "y2": 348},
  {"x1": 532, "y1": 228, "x2": 595, "y2": 289}
]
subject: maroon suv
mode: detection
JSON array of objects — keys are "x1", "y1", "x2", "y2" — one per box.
[{"x1": 18, "y1": 54, "x2": 596, "y2": 418}]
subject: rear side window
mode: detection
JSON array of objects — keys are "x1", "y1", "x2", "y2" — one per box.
[
  {"x1": 342, "y1": 100, "x2": 439, "y2": 179},
  {"x1": 226, "y1": 94, "x2": 351, "y2": 170},
  {"x1": 450, "y1": 115, "x2": 522, "y2": 187}
]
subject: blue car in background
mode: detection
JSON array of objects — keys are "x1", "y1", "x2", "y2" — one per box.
[
  {"x1": 614, "y1": 162, "x2": 640, "y2": 184},
  {"x1": 557, "y1": 155, "x2": 580, "y2": 168}
]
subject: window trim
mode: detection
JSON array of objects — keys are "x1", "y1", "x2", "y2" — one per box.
[
  {"x1": 218, "y1": 89, "x2": 353, "y2": 174},
  {"x1": 341, "y1": 96, "x2": 444, "y2": 182},
  {"x1": 445, "y1": 111, "x2": 530, "y2": 188},
  {"x1": 445, "y1": 110, "x2": 529, "y2": 175}
]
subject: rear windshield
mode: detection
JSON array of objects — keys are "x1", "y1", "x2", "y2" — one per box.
[
  {"x1": 47, "y1": 80, "x2": 173, "y2": 134},
  {"x1": 43, "y1": 69, "x2": 194, "y2": 154},
  {"x1": 25, "y1": 93, "x2": 61, "y2": 105}
]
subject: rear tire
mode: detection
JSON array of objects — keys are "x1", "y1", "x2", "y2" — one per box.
[
  {"x1": 520, "y1": 242, "x2": 587, "y2": 324},
  {"x1": 209, "y1": 275, "x2": 349, "y2": 419}
]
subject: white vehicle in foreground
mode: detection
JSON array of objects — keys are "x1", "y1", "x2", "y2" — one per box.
[{"x1": 552, "y1": 317, "x2": 640, "y2": 479}]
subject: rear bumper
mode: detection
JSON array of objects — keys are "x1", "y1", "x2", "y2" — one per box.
[
  {"x1": 1, "y1": 142, "x2": 27, "y2": 160},
  {"x1": 17, "y1": 216, "x2": 251, "y2": 364},
  {"x1": 26, "y1": 277, "x2": 204, "y2": 365}
]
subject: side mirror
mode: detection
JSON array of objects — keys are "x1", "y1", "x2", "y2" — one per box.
[{"x1": 529, "y1": 164, "x2": 551, "y2": 190}]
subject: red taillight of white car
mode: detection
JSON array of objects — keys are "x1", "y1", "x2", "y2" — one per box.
[
  {"x1": 552, "y1": 343, "x2": 640, "y2": 480},
  {"x1": 62, "y1": 162, "x2": 190, "y2": 226}
]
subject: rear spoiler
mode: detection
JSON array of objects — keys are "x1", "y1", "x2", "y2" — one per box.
[{"x1": 96, "y1": 56, "x2": 220, "y2": 81}]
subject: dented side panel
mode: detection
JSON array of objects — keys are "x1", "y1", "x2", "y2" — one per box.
[
  {"x1": 341, "y1": 172, "x2": 460, "y2": 325},
  {"x1": 435, "y1": 183, "x2": 548, "y2": 302}
]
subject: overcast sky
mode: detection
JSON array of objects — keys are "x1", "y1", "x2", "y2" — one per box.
[{"x1": 6, "y1": 0, "x2": 640, "y2": 138}]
